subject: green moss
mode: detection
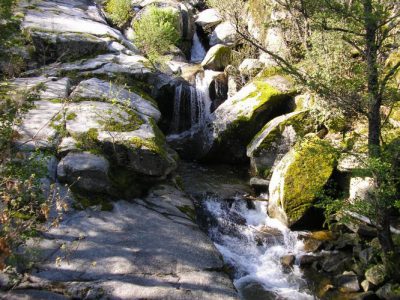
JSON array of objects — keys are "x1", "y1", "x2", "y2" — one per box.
[
  {"x1": 178, "y1": 205, "x2": 196, "y2": 222},
  {"x1": 73, "y1": 192, "x2": 113, "y2": 211},
  {"x1": 66, "y1": 112, "x2": 77, "y2": 121},
  {"x1": 99, "y1": 109, "x2": 144, "y2": 132},
  {"x1": 281, "y1": 136, "x2": 337, "y2": 224},
  {"x1": 74, "y1": 128, "x2": 102, "y2": 154}
]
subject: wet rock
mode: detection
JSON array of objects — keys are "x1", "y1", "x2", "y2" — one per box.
[
  {"x1": 255, "y1": 226, "x2": 284, "y2": 245},
  {"x1": 376, "y1": 283, "x2": 400, "y2": 300},
  {"x1": 365, "y1": 264, "x2": 386, "y2": 286},
  {"x1": 302, "y1": 237, "x2": 323, "y2": 253},
  {"x1": 268, "y1": 136, "x2": 336, "y2": 226},
  {"x1": 335, "y1": 271, "x2": 360, "y2": 293},
  {"x1": 280, "y1": 255, "x2": 295, "y2": 270},
  {"x1": 239, "y1": 281, "x2": 277, "y2": 300},
  {"x1": 201, "y1": 44, "x2": 231, "y2": 71},
  {"x1": 249, "y1": 177, "x2": 270, "y2": 193},
  {"x1": 298, "y1": 254, "x2": 322, "y2": 267}
]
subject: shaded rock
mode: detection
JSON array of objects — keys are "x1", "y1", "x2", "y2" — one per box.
[
  {"x1": 365, "y1": 264, "x2": 386, "y2": 286},
  {"x1": 376, "y1": 283, "x2": 400, "y2": 300},
  {"x1": 1, "y1": 290, "x2": 68, "y2": 300},
  {"x1": 247, "y1": 110, "x2": 313, "y2": 177},
  {"x1": 57, "y1": 152, "x2": 111, "y2": 194},
  {"x1": 249, "y1": 177, "x2": 270, "y2": 193},
  {"x1": 298, "y1": 254, "x2": 322, "y2": 267},
  {"x1": 322, "y1": 252, "x2": 352, "y2": 273},
  {"x1": 359, "y1": 247, "x2": 374, "y2": 265},
  {"x1": 336, "y1": 271, "x2": 360, "y2": 293},
  {"x1": 201, "y1": 44, "x2": 231, "y2": 71},
  {"x1": 268, "y1": 136, "x2": 336, "y2": 226},
  {"x1": 209, "y1": 22, "x2": 238, "y2": 47},
  {"x1": 15, "y1": 100, "x2": 63, "y2": 151},
  {"x1": 195, "y1": 8, "x2": 222, "y2": 32},
  {"x1": 0, "y1": 272, "x2": 12, "y2": 291},
  {"x1": 202, "y1": 75, "x2": 295, "y2": 162},
  {"x1": 70, "y1": 78, "x2": 160, "y2": 121},
  {"x1": 239, "y1": 281, "x2": 277, "y2": 300}
]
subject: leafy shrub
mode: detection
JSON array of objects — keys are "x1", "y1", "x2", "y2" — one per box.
[
  {"x1": 105, "y1": 0, "x2": 132, "y2": 27},
  {"x1": 133, "y1": 5, "x2": 180, "y2": 63}
]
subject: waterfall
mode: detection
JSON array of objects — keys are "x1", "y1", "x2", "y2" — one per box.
[
  {"x1": 169, "y1": 71, "x2": 214, "y2": 134},
  {"x1": 190, "y1": 31, "x2": 207, "y2": 63},
  {"x1": 203, "y1": 196, "x2": 314, "y2": 300}
]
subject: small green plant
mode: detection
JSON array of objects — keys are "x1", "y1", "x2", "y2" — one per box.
[
  {"x1": 105, "y1": 0, "x2": 133, "y2": 27},
  {"x1": 133, "y1": 5, "x2": 180, "y2": 64}
]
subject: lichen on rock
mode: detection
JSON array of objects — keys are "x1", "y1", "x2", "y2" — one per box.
[{"x1": 268, "y1": 135, "x2": 337, "y2": 226}]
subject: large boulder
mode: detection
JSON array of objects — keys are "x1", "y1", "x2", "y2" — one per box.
[
  {"x1": 268, "y1": 136, "x2": 336, "y2": 226},
  {"x1": 10, "y1": 76, "x2": 70, "y2": 100},
  {"x1": 64, "y1": 101, "x2": 177, "y2": 179},
  {"x1": 20, "y1": 0, "x2": 136, "y2": 63},
  {"x1": 209, "y1": 22, "x2": 238, "y2": 47},
  {"x1": 247, "y1": 110, "x2": 314, "y2": 177},
  {"x1": 239, "y1": 59, "x2": 264, "y2": 77},
  {"x1": 70, "y1": 78, "x2": 160, "y2": 121},
  {"x1": 57, "y1": 152, "x2": 112, "y2": 194},
  {"x1": 195, "y1": 8, "x2": 222, "y2": 32},
  {"x1": 202, "y1": 75, "x2": 296, "y2": 162},
  {"x1": 201, "y1": 44, "x2": 231, "y2": 71}
]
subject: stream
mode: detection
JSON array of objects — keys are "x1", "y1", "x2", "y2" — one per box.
[
  {"x1": 170, "y1": 27, "x2": 315, "y2": 300},
  {"x1": 178, "y1": 163, "x2": 315, "y2": 300}
]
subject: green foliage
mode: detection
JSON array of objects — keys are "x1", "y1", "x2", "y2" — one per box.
[
  {"x1": 0, "y1": 0, "x2": 26, "y2": 78},
  {"x1": 105, "y1": 0, "x2": 133, "y2": 27},
  {"x1": 133, "y1": 5, "x2": 180, "y2": 64}
]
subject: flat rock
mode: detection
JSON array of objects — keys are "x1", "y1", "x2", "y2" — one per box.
[
  {"x1": 10, "y1": 76, "x2": 70, "y2": 100},
  {"x1": 20, "y1": 0, "x2": 136, "y2": 61},
  {"x1": 15, "y1": 100, "x2": 63, "y2": 150},
  {"x1": 71, "y1": 78, "x2": 161, "y2": 121},
  {"x1": 16, "y1": 186, "x2": 238, "y2": 299}
]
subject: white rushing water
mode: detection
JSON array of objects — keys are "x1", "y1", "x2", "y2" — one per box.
[
  {"x1": 169, "y1": 70, "x2": 215, "y2": 134},
  {"x1": 204, "y1": 197, "x2": 314, "y2": 300},
  {"x1": 190, "y1": 31, "x2": 207, "y2": 63}
]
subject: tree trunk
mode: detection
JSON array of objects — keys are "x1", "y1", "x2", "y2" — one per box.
[{"x1": 363, "y1": 0, "x2": 396, "y2": 267}]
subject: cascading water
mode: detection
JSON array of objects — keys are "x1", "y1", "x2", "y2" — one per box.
[
  {"x1": 169, "y1": 70, "x2": 215, "y2": 134},
  {"x1": 190, "y1": 31, "x2": 207, "y2": 63},
  {"x1": 202, "y1": 195, "x2": 314, "y2": 300}
]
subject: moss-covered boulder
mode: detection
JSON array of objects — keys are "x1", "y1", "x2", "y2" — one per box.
[
  {"x1": 268, "y1": 136, "x2": 336, "y2": 226},
  {"x1": 202, "y1": 75, "x2": 296, "y2": 162},
  {"x1": 201, "y1": 44, "x2": 231, "y2": 71},
  {"x1": 247, "y1": 110, "x2": 314, "y2": 177}
]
